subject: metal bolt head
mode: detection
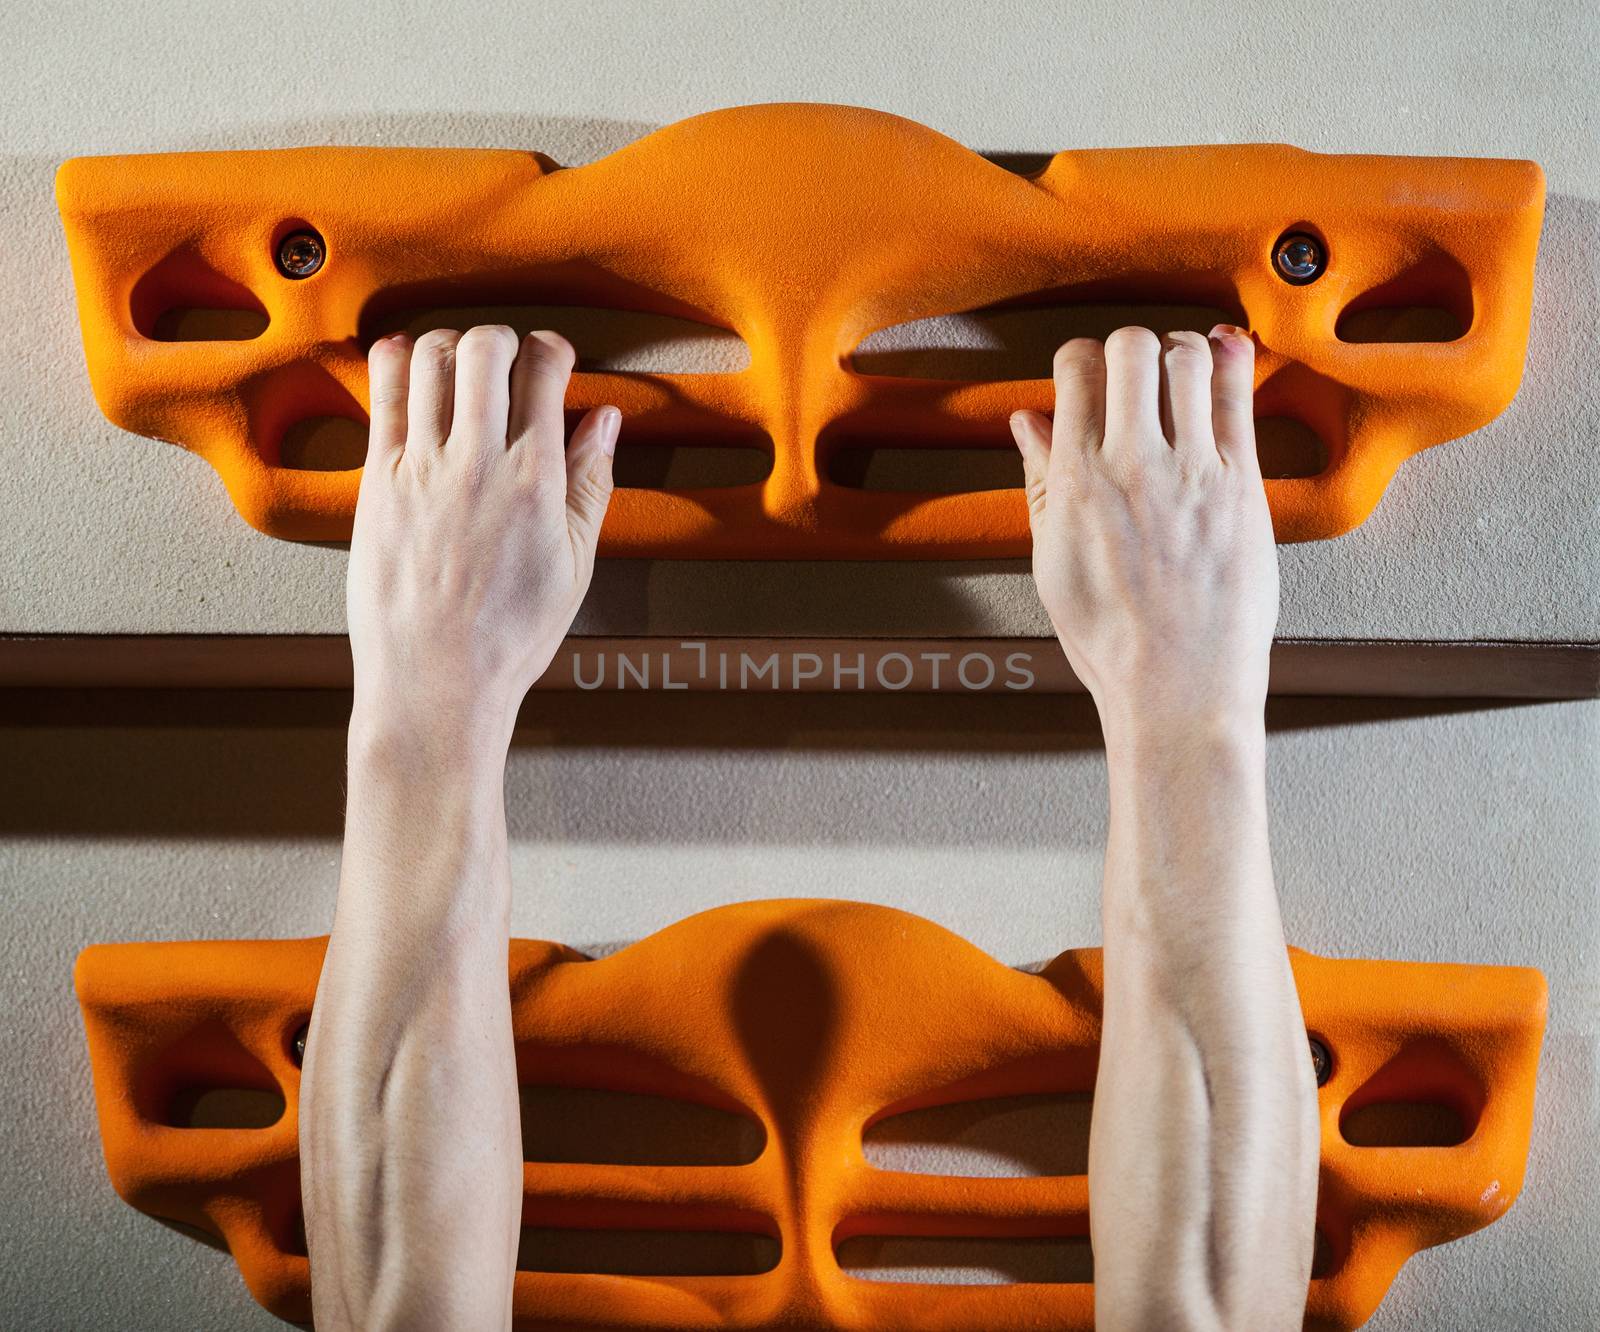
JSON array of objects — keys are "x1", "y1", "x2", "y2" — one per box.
[
  {"x1": 291, "y1": 1023, "x2": 309, "y2": 1067},
  {"x1": 1309, "y1": 1036, "x2": 1332, "y2": 1086},
  {"x1": 276, "y1": 230, "x2": 325, "y2": 279},
  {"x1": 1273, "y1": 232, "x2": 1325, "y2": 284}
]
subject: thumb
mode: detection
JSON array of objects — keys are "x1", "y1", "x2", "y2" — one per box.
[
  {"x1": 1010, "y1": 409, "x2": 1053, "y2": 524},
  {"x1": 564, "y1": 405, "x2": 620, "y2": 564}
]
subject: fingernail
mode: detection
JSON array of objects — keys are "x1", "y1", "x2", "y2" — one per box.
[{"x1": 599, "y1": 407, "x2": 621, "y2": 457}]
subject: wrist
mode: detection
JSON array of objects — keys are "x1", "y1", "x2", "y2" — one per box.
[
  {"x1": 1096, "y1": 695, "x2": 1266, "y2": 768},
  {"x1": 348, "y1": 679, "x2": 517, "y2": 776}
]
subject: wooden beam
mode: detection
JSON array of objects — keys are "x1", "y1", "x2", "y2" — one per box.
[{"x1": 1, "y1": 635, "x2": 1594, "y2": 698}]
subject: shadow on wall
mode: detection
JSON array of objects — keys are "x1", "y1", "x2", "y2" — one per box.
[{"x1": 0, "y1": 688, "x2": 1543, "y2": 840}]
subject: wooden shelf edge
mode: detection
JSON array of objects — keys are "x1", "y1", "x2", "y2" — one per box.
[{"x1": 1, "y1": 635, "x2": 1596, "y2": 698}]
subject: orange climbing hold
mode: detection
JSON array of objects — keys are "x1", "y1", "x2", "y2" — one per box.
[
  {"x1": 55, "y1": 104, "x2": 1543, "y2": 556},
  {"x1": 75, "y1": 899, "x2": 1544, "y2": 1329}
]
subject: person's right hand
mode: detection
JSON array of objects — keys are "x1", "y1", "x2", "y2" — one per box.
[{"x1": 1008, "y1": 324, "x2": 1278, "y2": 740}]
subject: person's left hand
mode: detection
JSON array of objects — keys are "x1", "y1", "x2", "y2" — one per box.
[{"x1": 345, "y1": 325, "x2": 621, "y2": 746}]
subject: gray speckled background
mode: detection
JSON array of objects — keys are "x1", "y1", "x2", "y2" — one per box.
[{"x1": 2, "y1": 2, "x2": 1597, "y2": 1329}]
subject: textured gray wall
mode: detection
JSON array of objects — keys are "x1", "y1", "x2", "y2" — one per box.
[
  {"x1": 3, "y1": 692, "x2": 1597, "y2": 1327},
  {"x1": 3, "y1": 0, "x2": 1596, "y2": 639},
  {"x1": 2, "y1": 2, "x2": 1597, "y2": 1329}
]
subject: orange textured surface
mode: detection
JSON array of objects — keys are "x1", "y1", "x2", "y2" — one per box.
[
  {"x1": 55, "y1": 104, "x2": 1544, "y2": 557},
  {"x1": 76, "y1": 899, "x2": 1544, "y2": 1329}
]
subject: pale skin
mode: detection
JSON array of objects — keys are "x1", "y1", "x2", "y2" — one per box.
[
  {"x1": 1012, "y1": 327, "x2": 1320, "y2": 1329},
  {"x1": 299, "y1": 322, "x2": 1319, "y2": 1330}
]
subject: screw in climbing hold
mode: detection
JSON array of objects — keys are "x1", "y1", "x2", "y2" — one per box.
[
  {"x1": 1308, "y1": 1036, "x2": 1333, "y2": 1086},
  {"x1": 290, "y1": 1023, "x2": 309, "y2": 1067},
  {"x1": 1273, "y1": 231, "x2": 1325, "y2": 285},
  {"x1": 276, "y1": 229, "x2": 325, "y2": 280}
]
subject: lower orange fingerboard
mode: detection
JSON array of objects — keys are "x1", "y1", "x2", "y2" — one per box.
[{"x1": 75, "y1": 899, "x2": 1546, "y2": 1329}]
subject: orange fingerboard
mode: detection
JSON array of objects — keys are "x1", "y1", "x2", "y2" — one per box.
[
  {"x1": 75, "y1": 899, "x2": 1545, "y2": 1329},
  {"x1": 55, "y1": 104, "x2": 1543, "y2": 556}
]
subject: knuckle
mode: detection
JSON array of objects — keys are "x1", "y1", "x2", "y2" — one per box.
[
  {"x1": 1161, "y1": 329, "x2": 1212, "y2": 360},
  {"x1": 522, "y1": 330, "x2": 578, "y2": 377},
  {"x1": 459, "y1": 323, "x2": 519, "y2": 355},
  {"x1": 413, "y1": 328, "x2": 460, "y2": 358},
  {"x1": 568, "y1": 455, "x2": 614, "y2": 508},
  {"x1": 367, "y1": 336, "x2": 408, "y2": 368},
  {"x1": 1103, "y1": 451, "x2": 1149, "y2": 492},
  {"x1": 441, "y1": 444, "x2": 484, "y2": 486},
  {"x1": 1215, "y1": 327, "x2": 1257, "y2": 358},
  {"x1": 1215, "y1": 387, "x2": 1257, "y2": 418},
  {"x1": 1061, "y1": 408, "x2": 1105, "y2": 445},
  {"x1": 1052, "y1": 464, "x2": 1094, "y2": 509},
  {"x1": 1024, "y1": 474, "x2": 1050, "y2": 519},
  {"x1": 1105, "y1": 325, "x2": 1161, "y2": 355},
  {"x1": 525, "y1": 467, "x2": 564, "y2": 507},
  {"x1": 1052, "y1": 337, "x2": 1104, "y2": 376}
]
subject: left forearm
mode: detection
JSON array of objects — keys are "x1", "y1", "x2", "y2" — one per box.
[
  {"x1": 301, "y1": 323, "x2": 617, "y2": 1329},
  {"x1": 301, "y1": 709, "x2": 521, "y2": 1332}
]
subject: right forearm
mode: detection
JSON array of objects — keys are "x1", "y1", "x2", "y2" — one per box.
[
  {"x1": 1089, "y1": 711, "x2": 1318, "y2": 1331},
  {"x1": 1099, "y1": 710, "x2": 1283, "y2": 961},
  {"x1": 1009, "y1": 321, "x2": 1311, "y2": 1326}
]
